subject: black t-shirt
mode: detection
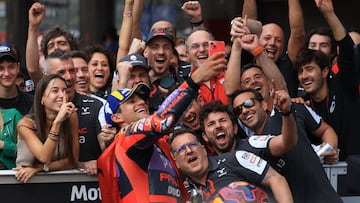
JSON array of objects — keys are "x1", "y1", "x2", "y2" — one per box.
[
  {"x1": 0, "y1": 90, "x2": 33, "y2": 115},
  {"x1": 72, "y1": 93, "x2": 103, "y2": 161},
  {"x1": 305, "y1": 34, "x2": 360, "y2": 159},
  {"x1": 260, "y1": 106, "x2": 342, "y2": 203},
  {"x1": 276, "y1": 53, "x2": 299, "y2": 98}
]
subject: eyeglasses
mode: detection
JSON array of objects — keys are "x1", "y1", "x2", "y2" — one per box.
[
  {"x1": 174, "y1": 141, "x2": 199, "y2": 155},
  {"x1": 233, "y1": 98, "x2": 257, "y2": 116},
  {"x1": 188, "y1": 42, "x2": 209, "y2": 51}
]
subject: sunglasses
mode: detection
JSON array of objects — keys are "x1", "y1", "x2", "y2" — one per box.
[{"x1": 233, "y1": 98, "x2": 257, "y2": 116}]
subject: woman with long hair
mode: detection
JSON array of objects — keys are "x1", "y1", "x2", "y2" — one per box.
[
  {"x1": 14, "y1": 74, "x2": 79, "y2": 183},
  {"x1": 85, "y1": 45, "x2": 116, "y2": 99}
]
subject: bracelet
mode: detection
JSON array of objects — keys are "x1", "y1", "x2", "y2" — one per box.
[
  {"x1": 190, "y1": 19, "x2": 203, "y2": 27},
  {"x1": 251, "y1": 46, "x2": 265, "y2": 57},
  {"x1": 49, "y1": 131, "x2": 59, "y2": 136},
  {"x1": 123, "y1": 11, "x2": 132, "y2": 17},
  {"x1": 48, "y1": 133, "x2": 59, "y2": 141}
]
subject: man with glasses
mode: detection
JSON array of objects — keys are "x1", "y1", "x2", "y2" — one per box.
[
  {"x1": 169, "y1": 127, "x2": 293, "y2": 203},
  {"x1": 186, "y1": 28, "x2": 228, "y2": 104}
]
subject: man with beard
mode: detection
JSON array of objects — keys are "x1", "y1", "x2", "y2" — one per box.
[
  {"x1": 169, "y1": 127, "x2": 293, "y2": 203},
  {"x1": 143, "y1": 28, "x2": 179, "y2": 112}
]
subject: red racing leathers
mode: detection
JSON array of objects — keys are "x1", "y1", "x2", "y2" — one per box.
[{"x1": 97, "y1": 79, "x2": 198, "y2": 203}]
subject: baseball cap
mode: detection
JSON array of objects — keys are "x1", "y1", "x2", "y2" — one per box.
[
  {"x1": 119, "y1": 54, "x2": 149, "y2": 70},
  {"x1": 104, "y1": 82, "x2": 150, "y2": 126},
  {"x1": 0, "y1": 43, "x2": 19, "y2": 62},
  {"x1": 146, "y1": 28, "x2": 174, "y2": 46}
]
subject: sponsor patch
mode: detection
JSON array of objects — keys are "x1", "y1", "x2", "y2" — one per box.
[{"x1": 235, "y1": 150, "x2": 267, "y2": 175}]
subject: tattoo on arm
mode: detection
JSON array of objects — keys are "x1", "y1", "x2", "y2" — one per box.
[{"x1": 263, "y1": 167, "x2": 277, "y2": 183}]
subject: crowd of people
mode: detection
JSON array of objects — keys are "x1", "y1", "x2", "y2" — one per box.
[{"x1": 0, "y1": 0, "x2": 359, "y2": 202}]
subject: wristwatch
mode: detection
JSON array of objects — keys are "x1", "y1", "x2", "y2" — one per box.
[{"x1": 43, "y1": 164, "x2": 50, "y2": 172}]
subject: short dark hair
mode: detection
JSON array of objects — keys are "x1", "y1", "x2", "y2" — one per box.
[
  {"x1": 69, "y1": 50, "x2": 89, "y2": 62},
  {"x1": 41, "y1": 26, "x2": 79, "y2": 57},
  {"x1": 240, "y1": 63, "x2": 264, "y2": 78},
  {"x1": 230, "y1": 88, "x2": 264, "y2": 107},
  {"x1": 199, "y1": 101, "x2": 238, "y2": 132},
  {"x1": 44, "y1": 50, "x2": 72, "y2": 74},
  {"x1": 295, "y1": 48, "x2": 331, "y2": 72},
  {"x1": 304, "y1": 27, "x2": 336, "y2": 59}
]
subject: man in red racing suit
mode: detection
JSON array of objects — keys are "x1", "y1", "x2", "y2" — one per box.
[{"x1": 97, "y1": 52, "x2": 227, "y2": 203}]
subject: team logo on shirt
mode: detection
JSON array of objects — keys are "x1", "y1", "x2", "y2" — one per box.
[
  {"x1": 81, "y1": 106, "x2": 90, "y2": 115},
  {"x1": 217, "y1": 167, "x2": 227, "y2": 177}
]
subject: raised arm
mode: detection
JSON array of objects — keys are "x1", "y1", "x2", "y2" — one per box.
[
  {"x1": 315, "y1": 0, "x2": 346, "y2": 41},
  {"x1": 117, "y1": 0, "x2": 135, "y2": 62},
  {"x1": 225, "y1": 16, "x2": 263, "y2": 98},
  {"x1": 182, "y1": 1, "x2": 205, "y2": 29},
  {"x1": 268, "y1": 85, "x2": 297, "y2": 156},
  {"x1": 224, "y1": 18, "x2": 245, "y2": 98},
  {"x1": 26, "y1": 2, "x2": 45, "y2": 85},
  {"x1": 242, "y1": 0, "x2": 257, "y2": 20},
  {"x1": 241, "y1": 34, "x2": 288, "y2": 92},
  {"x1": 131, "y1": 0, "x2": 144, "y2": 40},
  {"x1": 224, "y1": 38, "x2": 242, "y2": 98},
  {"x1": 287, "y1": 0, "x2": 305, "y2": 63}
]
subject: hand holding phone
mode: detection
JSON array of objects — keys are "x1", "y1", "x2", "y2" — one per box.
[{"x1": 209, "y1": 41, "x2": 225, "y2": 59}]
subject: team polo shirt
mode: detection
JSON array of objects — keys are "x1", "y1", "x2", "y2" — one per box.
[
  {"x1": 260, "y1": 104, "x2": 342, "y2": 203},
  {"x1": 189, "y1": 150, "x2": 273, "y2": 202},
  {"x1": 72, "y1": 92, "x2": 103, "y2": 161}
]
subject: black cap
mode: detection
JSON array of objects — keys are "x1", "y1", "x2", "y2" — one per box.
[
  {"x1": 0, "y1": 44, "x2": 19, "y2": 62},
  {"x1": 120, "y1": 53, "x2": 149, "y2": 70}
]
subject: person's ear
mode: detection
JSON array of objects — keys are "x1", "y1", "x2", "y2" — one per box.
[
  {"x1": 261, "y1": 100, "x2": 268, "y2": 112},
  {"x1": 202, "y1": 132, "x2": 209, "y2": 142},
  {"x1": 322, "y1": 66, "x2": 330, "y2": 79},
  {"x1": 233, "y1": 122, "x2": 238, "y2": 135},
  {"x1": 111, "y1": 113, "x2": 124, "y2": 126},
  {"x1": 143, "y1": 47, "x2": 149, "y2": 58},
  {"x1": 197, "y1": 94, "x2": 206, "y2": 106}
]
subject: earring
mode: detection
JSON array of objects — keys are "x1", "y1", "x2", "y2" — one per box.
[{"x1": 41, "y1": 100, "x2": 44, "y2": 105}]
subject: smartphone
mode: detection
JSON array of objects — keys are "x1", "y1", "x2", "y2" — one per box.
[{"x1": 209, "y1": 41, "x2": 225, "y2": 59}]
